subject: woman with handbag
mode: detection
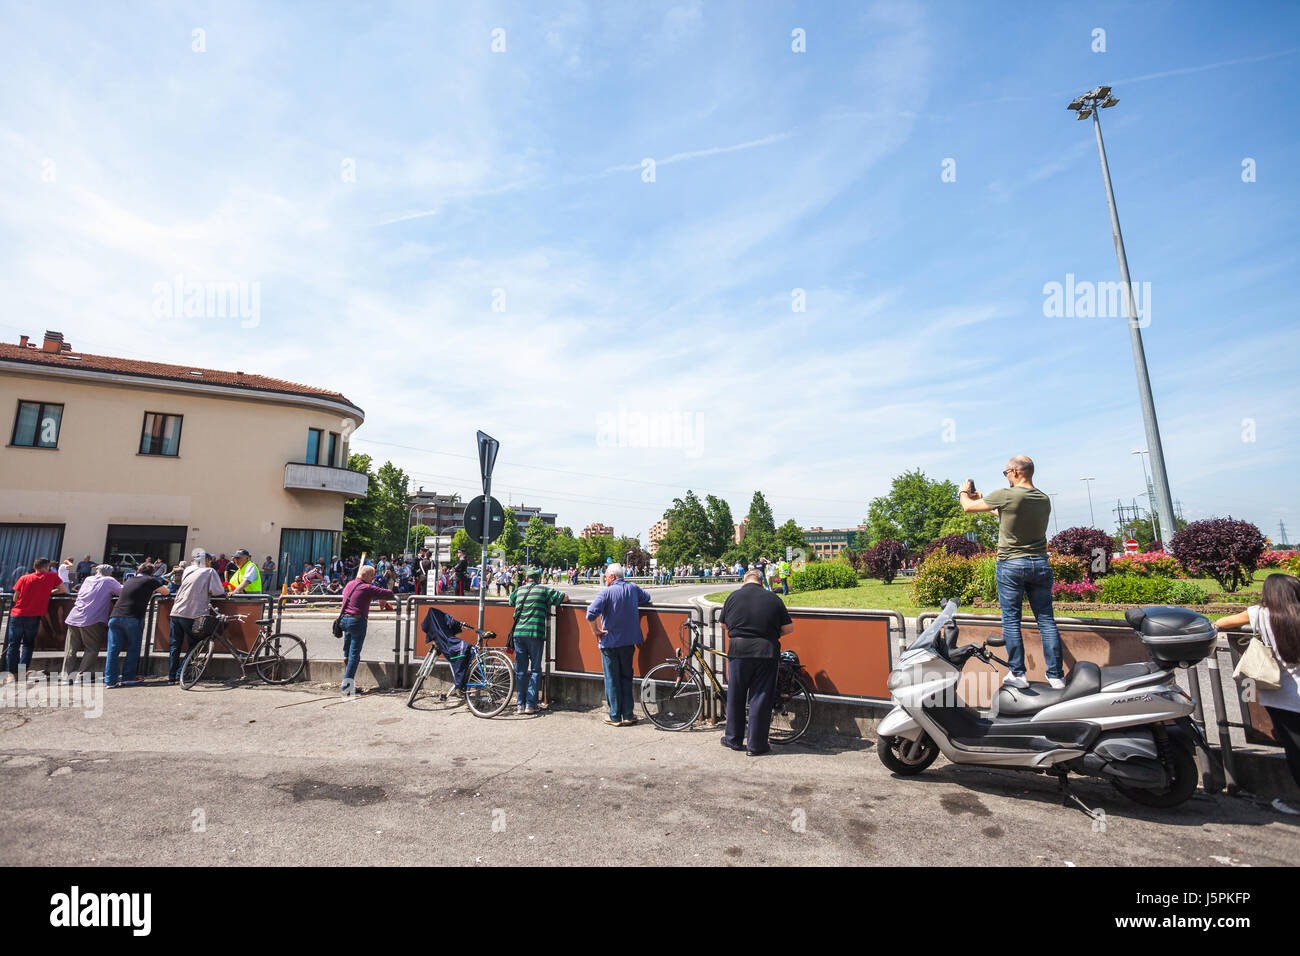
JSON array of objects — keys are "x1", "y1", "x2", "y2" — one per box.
[{"x1": 1216, "y1": 572, "x2": 1300, "y2": 814}]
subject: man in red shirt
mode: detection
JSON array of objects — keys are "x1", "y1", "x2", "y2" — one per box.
[{"x1": 4, "y1": 557, "x2": 67, "y2": 680}]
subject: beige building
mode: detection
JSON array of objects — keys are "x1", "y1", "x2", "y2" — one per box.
[
  {"x1": 648, "y1": 516, "x2": 670, "y2": 554},
  {"x1": 580, "y1": 522, "x2": 614, "y2": 539},
  {"x1": 0, "y1": 331, "x2": 366, "y2": 589}
]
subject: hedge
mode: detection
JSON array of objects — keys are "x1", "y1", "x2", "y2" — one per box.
[{"x1": 789, "y1": 562, "x2": 859, "y2": 592}]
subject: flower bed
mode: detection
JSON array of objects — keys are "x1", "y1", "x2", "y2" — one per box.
[{"x1": 1107, "y1": 551, "x2": 1184, "y2": 578}]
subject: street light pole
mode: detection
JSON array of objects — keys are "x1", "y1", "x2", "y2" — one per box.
[
  {"x1": 1047, "y1": 494, "x2": 1061, "y2": 536},
  {"x1": 1069, "y1": 86, "x2": 1179, "y2": 546},
  {"x1": 1080, "y1": 477, "x2": 1097, "y2": 527}
]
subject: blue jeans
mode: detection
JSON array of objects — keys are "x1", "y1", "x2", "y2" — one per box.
[
  {"x1": 514, "y1": 636, "x2": 544, "y2": 708},
  {"x1": 340, "y1": 615, "x2": 367, "y2": 685},
  {"x1": 106, "y1": 617, "x2": 144, "y2": 685},
  {"x1": 169, "y1": 617, "x2": 199, "y2": 681},
  {"x1": 995, "y1": 556, "x2": 1063, "y2": 679},
  {"x1": 600, "y1": 645, "x2": 637, "y2": 721},
  {"x1": 4, "y1": 616, "x2": 40, "y2": 674}
]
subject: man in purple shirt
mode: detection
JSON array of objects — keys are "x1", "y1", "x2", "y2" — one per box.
[
  {"x1": 61, "y1": 565, "x2": 122, "y2": 682},
  {"x1": 586, "y1": 563, "x2": 652, "y2": 726},
  {"x1": 338, "y1": 565, "x2": 395, "y2": 696}
]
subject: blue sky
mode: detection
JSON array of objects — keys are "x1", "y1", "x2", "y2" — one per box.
[{"x1": 2, "y1": 1, "x2": 1298, "y2": 543}]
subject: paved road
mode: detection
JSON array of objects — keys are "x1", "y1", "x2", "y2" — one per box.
[{"x1": 0, "y1": 681, "x2": 1295, "y2": 866}]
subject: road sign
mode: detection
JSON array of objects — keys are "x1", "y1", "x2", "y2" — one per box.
[
  {"x1": 1124, "y1": 539, "x2": 1139, "y2": 551},
  {"x1": 476, "y1": 431, "x2": 500, "y2": 494},
  {"x1": 464, "y1": 495, "x2": 505, "y2": 545}
]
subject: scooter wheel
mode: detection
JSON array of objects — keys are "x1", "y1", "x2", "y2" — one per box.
[
  {"x1": 878, "y1": 733, "x2": 939, "y2": 775},
  {"x1": 1112, "y1": 738, "x2": 1198, "y2": 809}
]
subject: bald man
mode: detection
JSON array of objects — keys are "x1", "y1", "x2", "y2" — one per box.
[{"x1": 959, "y1": 455, "x2": 1063, "y2": 690}]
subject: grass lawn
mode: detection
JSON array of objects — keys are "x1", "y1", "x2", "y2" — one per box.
[{"x1": 705, "y1": 570, "x2": 1271, "y2": 622}]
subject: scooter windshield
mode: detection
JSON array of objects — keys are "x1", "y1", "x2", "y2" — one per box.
[{"x1": 908, "y1": 599, "x2": 959, "y2": 651}]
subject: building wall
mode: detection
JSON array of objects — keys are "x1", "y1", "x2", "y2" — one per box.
[{"x1": 1, "y1": 370, "x2": 362, "y2": 564}]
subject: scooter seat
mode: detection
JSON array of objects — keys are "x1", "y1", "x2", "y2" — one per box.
[{"x1": 995, "y1": 662, "x2": 1101, "y2": 717}]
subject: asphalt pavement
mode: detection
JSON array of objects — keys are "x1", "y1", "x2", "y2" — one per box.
[{"x1": 1, "y1": 677, "x2": 1296, "y2": 867}]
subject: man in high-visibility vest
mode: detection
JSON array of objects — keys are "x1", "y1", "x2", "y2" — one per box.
[
  {"x1": 228, "y1": 549, "x2": 263, "y2": 594},
  {"x1": 778, "y1": 558, "x2": 792, "y2": 596}
]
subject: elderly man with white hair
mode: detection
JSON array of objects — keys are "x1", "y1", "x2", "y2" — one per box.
[
  {"x1": 585, "y1": 563, "x2": 652, "y2": 726},
  {"x1": 168, "y1": 549, "x2": 226, "y2": 684}
]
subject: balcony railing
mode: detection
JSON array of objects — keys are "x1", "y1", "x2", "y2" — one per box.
[{"x1": 284, "y1": 462, "x2": 369, "y2": 497}]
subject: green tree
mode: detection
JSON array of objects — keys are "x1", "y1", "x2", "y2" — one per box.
[
  {"x1": 497, "y1": 508, "x2": 523, "y2": 561},
  {"x1": 522, "y1": 517, "x2": 557, "y2": 566},
  {"x1": 372, "y1": 461, "x2": 412, "y2": 555},
  {"x1": 773, "y1": 519, "x2": 809, "y2": 562},
  {"x1": 744, "y1": 491, "x2": 776, "y2": 538},
  {"x1": 408, "y1": 524, "x2": 434, "y2": 555},
  {"x1": 865, "y1": 469, "x2": 961, "y2": 551},
  {"x1": 342, "y1": 453, "x2": 381, "y2": 555},
  {"x1": 938, "y1": 512, "x2": 999, "y2": 551},
  {"x1": 704, "y1": 494, "x2": 735, "y2": 558},
  {"x1": 655, "y1": 491, "x2": 713, "y2": 565}
]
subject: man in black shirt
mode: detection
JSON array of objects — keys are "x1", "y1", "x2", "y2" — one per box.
[
  {"x1": 719, "y1": 569, "x2": 794, "y2": 755},
  {"x1": 107, "y1": 563, "x2": 169, "y2": 686},
  {"x1": 454, "y1": 549, "x2": 469, "y2": 596}
]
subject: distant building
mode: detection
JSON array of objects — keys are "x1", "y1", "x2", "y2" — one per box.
[
  {"x1": 408, "y1": 490, "x2": 466, "y2": 536},
  {"x1": 803, "y1": 526, "x2": 866, "y2": 559},
  {"x1": 581, "y1": 522, "x2": 615, "y2": 539},
  {"x1": 733, "y1": 517, "x2": 748, "y2": 544},
  {"x1": 512, "y1": 503, "x2": 557, "y2": 529},
  {"x1": 649, "y1": 516, "x2": 670, "y2": 554}
]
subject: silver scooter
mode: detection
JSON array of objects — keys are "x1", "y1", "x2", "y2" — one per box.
[{"x1": 877, "y1": 600, "x2": 1217, "y2": 809}]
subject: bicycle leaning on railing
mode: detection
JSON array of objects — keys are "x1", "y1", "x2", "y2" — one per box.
[
  {"x1": 406, "y1": 620, "x2": 514, "y2": 718},
  {"x1": 179, "y1": 605, "x2": 308, "y2": 689},
  {"x1": 639, "y1": 619, "x2": 814, "y2": 742}
]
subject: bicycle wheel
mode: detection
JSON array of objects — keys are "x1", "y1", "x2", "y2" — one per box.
[
  {"x1": 406, "y1": 651, "x2": 437, "y2": 708},
  {"x1": 640, "y1": 661, "x2": 704, "y2": 731},
  {"x1": 179, "y1": 638, "x2": 215, "y2": 689},
  {"x1": 464, "y1": 649, "x2": 514, "y2": 718},
  {"x1": 769, "y1": 672, "x2": 814, "y2": 744},
  {"x1": 253, "y1": 632, "x2": 307, "y2": 684}
]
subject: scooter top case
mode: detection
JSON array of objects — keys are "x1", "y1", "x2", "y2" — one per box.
[{"x1": 1125, "y1": 606, "x2": 1218, "y2": 667}]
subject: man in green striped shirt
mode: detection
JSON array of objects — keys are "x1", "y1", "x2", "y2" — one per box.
[{"x1": 509, "y1": 568, "x2": 567, "y2": 714}]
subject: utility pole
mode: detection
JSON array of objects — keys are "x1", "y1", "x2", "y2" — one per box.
[
  {"x1": 1069, "y1": 86, "x2": 1179, "y2": 546},
  {"x1": 1080, "y1": 477, "x2": 1097, "y2": 527}
]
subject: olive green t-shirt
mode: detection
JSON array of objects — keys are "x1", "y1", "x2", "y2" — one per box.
[{"x1": 981, "y1": 486, "x2": 1051, "y2": 560}]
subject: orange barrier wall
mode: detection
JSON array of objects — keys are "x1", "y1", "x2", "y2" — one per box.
[
  {"x1": 919, "y1": 617, "x2": 1150, "y2": 708},
  {"x1": 410, "y1": 602, "x2": 516, "y2": 657},
  {"x1": 776, "y1": 611, "x2": 894, "y2": 700},
  {"x1": 155, "y1": 598, "x2": 268, "y2": 653},
  {"x1": 553, "y1": 605, "x2": 691, "y2": 677}
]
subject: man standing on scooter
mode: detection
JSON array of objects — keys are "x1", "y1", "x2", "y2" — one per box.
[{"x1": 958, "y1": 455, "x2": 1064, "y2": 690}]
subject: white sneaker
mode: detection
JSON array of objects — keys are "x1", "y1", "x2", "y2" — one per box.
[
  {"x1": 1272, "y1": 797, "x2": 1300, "y2": 816},
  {"x1": 1048, "y1": 678, "x2": 1066, "y2": 690},
  {"x1": 1002, "y1": 673, "x2": 1029, "y2": 689}
]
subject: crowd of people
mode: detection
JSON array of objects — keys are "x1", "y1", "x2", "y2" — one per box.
[{"x1": 4, "y1": 454, "x2": 1298, "y2": 814}]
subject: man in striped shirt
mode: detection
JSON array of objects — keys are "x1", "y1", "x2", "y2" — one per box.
[{"x1": 509, "y1": 567, "x2": 567, "y2": 714}]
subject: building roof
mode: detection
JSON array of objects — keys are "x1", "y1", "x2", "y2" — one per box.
[{"x1": 0, "y1": 333, "x2": 361, "y2": 414}]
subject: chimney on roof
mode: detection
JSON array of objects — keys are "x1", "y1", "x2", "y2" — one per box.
[
  {"x1": 42, "y1": 331, "x2": 66, "y2": 353},
  {"x1": 19, "y1": 335, "x2": 29, "y2": 348}
]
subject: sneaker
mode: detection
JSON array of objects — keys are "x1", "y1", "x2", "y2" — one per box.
[
  {"x1": 620, "y1": 716, "x2": 638, "y2": 726},
  {"x1": 603, "y1": 717, "x2": 621, "y2": 726},
  {"x1": 524, "y1": 706, "x2": 538, "y2": 715},
  {"x1": 1002, "y1": 673, "x2": 1030, "y2": 689},
  {"x1": 448, "y1": 687, "x2": 465, "y2": 699},
  {"x1": 1047, "y1": 678, "x2": 1066, "y2": 690},
  {"x1": 26, "y1": 671, "x2": 45, "y2": 682},
  {"x1": 1272, "y1": 798, "x2": 1300, "y2": 816}
]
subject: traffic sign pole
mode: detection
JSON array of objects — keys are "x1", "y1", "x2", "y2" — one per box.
[{"x1": 474, "y1": 431, "x2": 500, "y2": 636}]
